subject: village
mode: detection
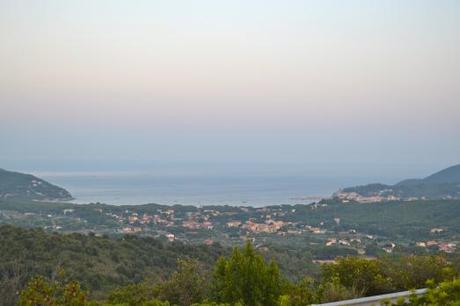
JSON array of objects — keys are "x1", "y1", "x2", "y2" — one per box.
[
  {"x1": 63, "y1": 204, "x2": 459, "y2": 255},
  {"x1": 1, "y1": 200, "x2": 457, "y2": 259}
]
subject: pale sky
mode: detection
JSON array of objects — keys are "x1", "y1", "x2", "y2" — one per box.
[{"x1": 1, "y1": 1, "x2": 459, "y2": 171}]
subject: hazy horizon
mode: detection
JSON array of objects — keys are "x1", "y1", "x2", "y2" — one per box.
[{"x1": 1, "y1": 1, "x2": 459, "y2": 170}]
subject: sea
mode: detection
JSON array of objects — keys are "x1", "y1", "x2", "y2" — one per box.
[{"x1": 15, "y1": 161, "x2": 415, "y2": 207}]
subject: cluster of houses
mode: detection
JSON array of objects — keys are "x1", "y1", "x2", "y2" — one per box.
[
  {"x1": 413, "y1": 228, "x2": 457, "y2": 253},
  {"x1": 228, "y1": 216, "x2": 328, "y2": 236},
  {"x1": 243, "y1": 219, "x2": 286, "y2": 233},
  {"x1": 114, "y1": 208, "x2": 221, "y2": 235},
  {"x1": 334, "y1": 191, "x2": 400, "y2": 203},
  {"x1": 416, "y1": 240, "x2": 456, "y2": 253}
]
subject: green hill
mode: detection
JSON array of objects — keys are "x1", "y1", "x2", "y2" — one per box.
[
  {"x1": 0, "y1": 168, "x2": 72, "y2": 201},
  {"x1": 336, "y1": 164, "x2": 460, "y2": 201}
]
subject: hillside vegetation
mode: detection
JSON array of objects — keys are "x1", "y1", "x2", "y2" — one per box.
[
  {"x1": 0, "y1": 224, "x2": 225, "y2": 301},
  {"x1": 1, "y1": 198, "x2": 460, "y2": 259},
  {"x1": 0, "y1": 169, "x2": 72, "y2": 201},
  {"x1": 11, "y1": 234, "x2": 460, "y2": 306}
]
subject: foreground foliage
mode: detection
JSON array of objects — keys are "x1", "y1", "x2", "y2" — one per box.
[
  {"x1": 17, "y1": 241, "x2": 460, "y2": 306},
  {"x1": 406, "y1": 278, "x2": 460, "y2": 306}
]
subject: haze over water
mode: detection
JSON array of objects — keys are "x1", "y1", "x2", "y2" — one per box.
[{"x1": 6, "y1": 160, "x2": 442, "y2": 206}]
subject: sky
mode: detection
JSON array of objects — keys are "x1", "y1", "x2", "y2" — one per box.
[{"x1": 0, "y1": 0, "x2": 459, "y2": 175}]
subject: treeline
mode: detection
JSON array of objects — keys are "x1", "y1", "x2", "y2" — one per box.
[{"x1": 15, "y1": 242, "x2": 460, "y2": 305}]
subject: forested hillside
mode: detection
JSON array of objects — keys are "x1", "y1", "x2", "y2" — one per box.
[
  {"x1": 0, "y1": 225, "x2": 224, "y2": 300},
  {"x1": 0, "y1": 169, "x2": 72, "y2": 201},
  {"x1": 0, "y1": 225, "x2": 319, "y2": 304},
  {"x1": 11, "y1": 235, "x2": 460, "y2": 306}
]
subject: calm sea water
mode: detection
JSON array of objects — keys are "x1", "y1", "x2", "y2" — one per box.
[{"x1": 25, "y1": 162, "x2": 406, "y2": 206}]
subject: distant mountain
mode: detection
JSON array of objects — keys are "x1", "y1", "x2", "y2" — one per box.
[
  {"x1": 334, "y1": 164, "x2": 460, "y2": 203},
  {"x1": 0, "y1": 168, "x2": 72, "y2": 201},
  {"x1": 423, "y1": 164, "x2": 460, "y2": 184}
]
